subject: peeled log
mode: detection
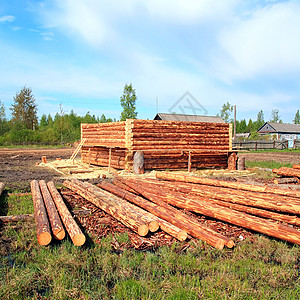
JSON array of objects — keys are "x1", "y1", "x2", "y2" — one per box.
[
  {"x1": 132, "y1": 178, "x2": 300, "y2": 245},
  {"x1": 63, "y1": 180, "x2": 151, "y2": 236},
  {"x1": 144, "y1": 179, "x2": 300, "y2": 226},
  {"x1": 293, "y1": 164, "x2": 300, "y2": 169},
  {"x1": 117, "y1": 178, "x2": 234, "y2": 249},
  {"x1": 273, "y1": 167, "x2": 300, "y2": 179},
  {"x1": 146, "y1": 179, "x2": 300, "y2": 215},
  {"x1": 156, "y1": 171, "x2": 300, "y2": 199},
  {"x1": 39, "y1": 180, "x2": 65, "y2": 240},
  {"x1": 30, "y1": 180, "x2": 52, "y2": 246},
  {"x1": 0, "y1": 182, "x2": 4, "y2": 196},
  {"x1": 47, "y1": 181, "x2": 86, "y2": 246},
  {"x1": 98, "y1": 181, "x2": 187, "y2": 241}
]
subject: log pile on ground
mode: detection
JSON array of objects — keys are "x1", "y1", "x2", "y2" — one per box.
[
  {"x1": 30, "y1": 180, "x2": 85, "y2": 246},
  {"x1": 81, "y1": 119, "x2": 235, "y2": 171},
  {"x1": 273, "y1": 166, "x2": 300, "y2": 186},
  {"x1": 61, "y1": 171, "x2": 300, "y2": 249}
]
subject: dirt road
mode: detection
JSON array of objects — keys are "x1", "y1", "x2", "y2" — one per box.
[
  {"x1": 239, "y1": 152, "x2": 300, "y2": 164},
  {"x1": 0, "y1": 148, "x2": 73, "y2": 191}
]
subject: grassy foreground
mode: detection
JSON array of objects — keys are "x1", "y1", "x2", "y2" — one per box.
[{"x1": 1, "y1": 191, "x2": 300, "y2": 299}]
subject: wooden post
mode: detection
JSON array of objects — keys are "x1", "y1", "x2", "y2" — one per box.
[
  {"x1": 228, "y1": 152, "x2": 237, "y2": 171},
  {"x1": 41, "y1": 156, "x2": 47, "y2": 164},
  {"x1": 108, "y1": 147, "x2": 112, "y2": 173},
  {"x1": 229, "y1": 123, "x2": 233, "y2": 151},
  {"x1": 255, "y1": 141, "x2": 258, "y2": 151},
  {"x1": 273, "y1": 140, "x2": 275, "y2": 149},
  {"x1": 188, "y1": 151, "x2": 192, "y2": 172},
  {"x1": 237, "y1": 157, "x2": 245, "y2": 170}
]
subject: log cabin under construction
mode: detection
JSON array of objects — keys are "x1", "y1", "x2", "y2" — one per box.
[{"x1": 80, "y1": 119, "x2": 236, "y2": 171}]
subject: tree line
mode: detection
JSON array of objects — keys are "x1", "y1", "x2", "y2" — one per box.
[
  {"x1": 0, "y1": 86, "x2": 299, "y2": 145},
  {"x1": 0, "y1": 84, "x2": 137, "y2": 146},
  {"x1": 219, "y1": 102, "x2": 300, "y2": 139}
]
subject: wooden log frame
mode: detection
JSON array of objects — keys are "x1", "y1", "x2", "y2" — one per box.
[
  {"x1": 116, "y1": 178, "x2": 234, "y2": 249},
  {"x1": 0, "y1": 182, "x2": 5, "y2": 197},
  {"x1": 63, "y1": 180, "x2": 159, "y2": 236},
  {"x1": 273, "y1": 167, "x2": 300, "y2": 179},
  {"x1": 47, "y1": 181, "x2": 86, "y2": 246},
  {"x1": 30, "y1": 180, "x2": 52, "y2": 246},
  {"x1": 156, "y1": 171, "x2": 300, "y2": 199},
  {"x1": 39, "y1": 180, "x2": 65, "y2": 240},
  {"x1": 125, "y1": 178, "x2": 300, "y2": 245},
  {"x1": 81, "y1": 119, "x2": 232, "y2": 170},
  {"x1": 98, "y1": 181, "x2": 188, "y2": 241},
  {"x1": 148, "y1": 178, "x2": 300, "y2": 215},
  {"x1": 144, "y1": 179, "x2": 300, "y2": 226}
]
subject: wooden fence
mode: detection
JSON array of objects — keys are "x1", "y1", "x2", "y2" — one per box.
[
  {"x1": 81, "y1": 119, "x2": 234, "y2": 170},
  {"x1": 232, "y1": 139, "x2": 300, "y2": 150}
]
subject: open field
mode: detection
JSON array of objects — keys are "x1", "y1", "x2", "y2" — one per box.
[{"x1": 1, "y1": 148, "x2": 300, "y2": 299}]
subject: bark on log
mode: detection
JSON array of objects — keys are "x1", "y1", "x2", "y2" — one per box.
[
  {"x1": 0, "y1": 182, "x2": 5, "y2": 197},
  {"x1": 131, "y1": 178, "x2": 300, "y2": 245},
  {"x1": 227, "y1": 152, "x2": 237, "y2": 171},
  {"x1": 39, "y1": 180, "x2": 65, "y2": 240},
  {"x1": 156, "y1": 171, "x2": 300, "y2": 199},
  {"x1": 30, "y1": 180, "x2": 52, "y2": 246},
  {"x1": 274, "y1": 177, "x2": 299, "y2": 184},
  {"x1": 147, "y1": 179, "x2": 300, "y2": 215},
  {"x1": 144, "y1": 179, "x2": 300, "y2": 226},
  {"x1": 273, "y1": 167, "x2": 300, "y2": 179},
  {"x1": 47, "y1": 181, "x2": 86, "y2": 246},
  {"x1": 64, "y1": 180, "x2": 155, "y2": 236},
  {"x1": 99, "y1": 181, "x2": 187, "y2": 241},
  {"x1": 117, "y1": 178, "x2": 234, "y2": 249}
]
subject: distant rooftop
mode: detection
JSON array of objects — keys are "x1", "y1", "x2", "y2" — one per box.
[
  {"x1": 154, "y1": 113, "x2": 225, "y2": 123},
  {"x1": 258, "y1": 122, "x2": 300, "y2": 134}
]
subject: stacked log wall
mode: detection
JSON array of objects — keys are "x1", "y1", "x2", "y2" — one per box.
[{"x1": 81, "y1": 119, "x2": 231, "y2": 170}]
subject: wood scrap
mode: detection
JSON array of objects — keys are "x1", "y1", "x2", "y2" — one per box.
[{"x1": 274, "y1": 177, "x2": 298, "y2": 184}]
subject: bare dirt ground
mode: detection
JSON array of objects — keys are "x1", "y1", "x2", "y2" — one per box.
[
  {"x1": 239, "y1": 152, "x2": 300, "y2": 164},
  {"x1": 0, "y1": 148, "x2": 74, "y2": 191}
]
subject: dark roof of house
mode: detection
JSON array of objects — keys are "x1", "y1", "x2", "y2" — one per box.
[
  {"x1": 154, "y1": 113, "x2": 225, "y2": 123},
  {"x1": 258, "y1": 122, "x2": 300, "y2": 134}
]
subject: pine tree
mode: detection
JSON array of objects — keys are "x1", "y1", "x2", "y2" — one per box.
[
  {"x1": 294, "y1": 110, "x2": 300, "y2": 124},
  {"x1": 120, "y1": 83, "x2": 138, "y2": 121},
  {"x1": 10, "y1": 86, "x2": 38, "y2": 130}
]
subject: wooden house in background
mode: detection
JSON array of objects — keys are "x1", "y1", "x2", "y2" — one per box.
[
  {"x1": 154, "y1": 113, "x2": 224, "y2": 123},
  {"x1": 257, "y1": 122, "x2": 300, "y2": 148}
]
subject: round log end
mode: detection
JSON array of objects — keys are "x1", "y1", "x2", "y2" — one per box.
[
  {"x1": 226, "y1": 240, "x2": 235, "y2": 248},
  {"x1": 73, "y1": 234, "x2": 86, "y2": 246},
  {"x1": 38, "y1": 232, "x2": 52, "y2": 246},
  {"x1": 177, "y1": 230, "x2": 188, "y2": 241},
  {"x1": 53, "y1": 229, "x2": 66, "y2": 240},
  {"x1": 215, "y1": 240, "x2": 225, "y2": 250},
  {"x1": 148, "y1": 221, "x2": 159, "y2": 232},
  {"x1": 138, "y1": 224, "x2": 149, "y2": 237}
]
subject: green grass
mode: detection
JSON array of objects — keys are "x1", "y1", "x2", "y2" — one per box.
[
  {"x1": 1, "y1": 192, "x2": 300, "y2": 299},
  {"x1": 0, "y1": 145, "x2": 71, "y2": 149},
  {"x1": 246, "y1": 160, "x2": 293, "y2": 170}
]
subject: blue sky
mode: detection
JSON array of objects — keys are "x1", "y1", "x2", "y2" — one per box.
[{"x1": 0, "y1": 0, "x2": 299, "y2": 122}]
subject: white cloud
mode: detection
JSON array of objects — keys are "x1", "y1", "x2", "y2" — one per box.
[
  {"x1": 144, "y1": 0, "x2": 237, "y2": 23},
  {"x1": 0, "y1": 15, "x2": 15, "y2": 23},
  {"x1": 216, "y1": 1, "x2": 300, "y2": 81}
]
